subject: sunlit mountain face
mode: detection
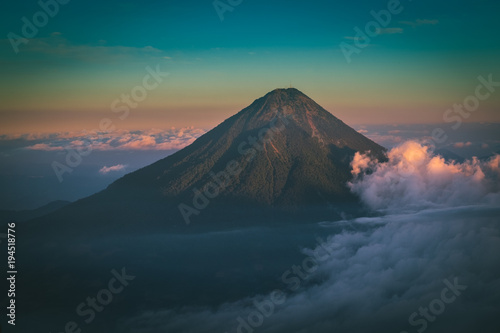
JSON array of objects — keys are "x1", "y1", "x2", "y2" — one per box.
[{"x1": 1, "y1": 0, "x2": 500, "y2": 332}]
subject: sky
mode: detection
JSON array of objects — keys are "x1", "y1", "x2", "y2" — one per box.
[
  {"x1": 1, "y1": 0, "x2": 500, "y2": 134},
  {"x1": 1, "y1": 0, "x2": 500, "y2": 209}
]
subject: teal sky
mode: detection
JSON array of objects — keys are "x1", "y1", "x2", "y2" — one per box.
[{"x1": 1, "y1": 0, "x2": 499, "y2": 133}]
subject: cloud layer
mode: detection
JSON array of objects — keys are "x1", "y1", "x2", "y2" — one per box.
[
  {"x1": 8, "y1": 128, "x2": 206, "y2": 152},
  {"x1": 116, "y1": 141, "x2": 500, "y2": 333}
]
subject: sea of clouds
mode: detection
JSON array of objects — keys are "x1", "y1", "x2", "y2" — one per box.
[{"x1": 119, "y1": 141, "x2": 500, "y2": 333}]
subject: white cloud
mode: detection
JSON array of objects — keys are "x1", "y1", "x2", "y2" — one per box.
[{"x1": 99, "y1": 164, "x2": 127, "y2": 174}]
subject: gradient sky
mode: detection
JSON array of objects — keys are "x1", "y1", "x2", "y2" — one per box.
[{"x1": 1, "y1": 0, "x2": 500, "y2": 134}]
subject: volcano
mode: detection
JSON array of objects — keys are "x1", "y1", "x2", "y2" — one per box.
[{"x1": 27, "y1": 88, "x2": 386, "y2": 232}]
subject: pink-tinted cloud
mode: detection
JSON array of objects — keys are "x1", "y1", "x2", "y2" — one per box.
[
  {"x1": 454, "y1": 141, "x2": 472, "y2": 148},
  {"x1": 350, "y1": 141, "x2": 500, "y2": 211},
  {"x1": 25, "y1": 143, "x2": 64, "y2": 151},
  {"x1": 99, "y1": 164, "x2": 127, "y2": 174},
  {"x1": 119, "y1": 135, "x2": 157, "y2": 149}
]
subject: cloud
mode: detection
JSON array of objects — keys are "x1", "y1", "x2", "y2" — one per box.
[
  {"x1": 487, "y1": 154, "x2": 500, "y2": 171},
  {"x1": 99, "y1": 164, "x2": 127, "y2": 174},
  {"x1": 1, "y1": 34, "x2": 168, "y2": 64},
  {"x1": 400, "y1": 19, "x2": 439, "y2": 27},
  {"x1": 119, "y1": 135, "x2": 157, "y2": 149},
  {"x1": 1, "y1": 133, "x2": 55, "y2": 141},
  {"x1": 351, "y1": 150, "x2": 373, "y2": 176},
  {"x1": 365, "y1": 133, "x2": 404, "y2": 146},
  {"x1": 25, "y1": 143, "x2": 64, "y2": 151},
  {"x1": 344, "y1": 26, "x2": 404, "y2": 40},
  {"x1": 350, "y1": 141, "x2": 500, "y2": 212},
  {"x1": 13, "y1": 128, "x2": 206, "y2": 152},
  {"x1": 377, "y1": 27, "x2": 404, "y2": 35},
  {"x1": 353, "y1": 123, "x2": 500, "y2": 158},
  {"x1": 344, "y1": 36, "x2": 366, "y2": 41},
  {"x1": 416, "y1": 19, "x2": 439, "y2": 25},
  {"x1": 453, "y1": 141, "x2": 472, "y2": 148},
  {"x1": 354, "y1": 125, "x2": 434, "y2": 149}
]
